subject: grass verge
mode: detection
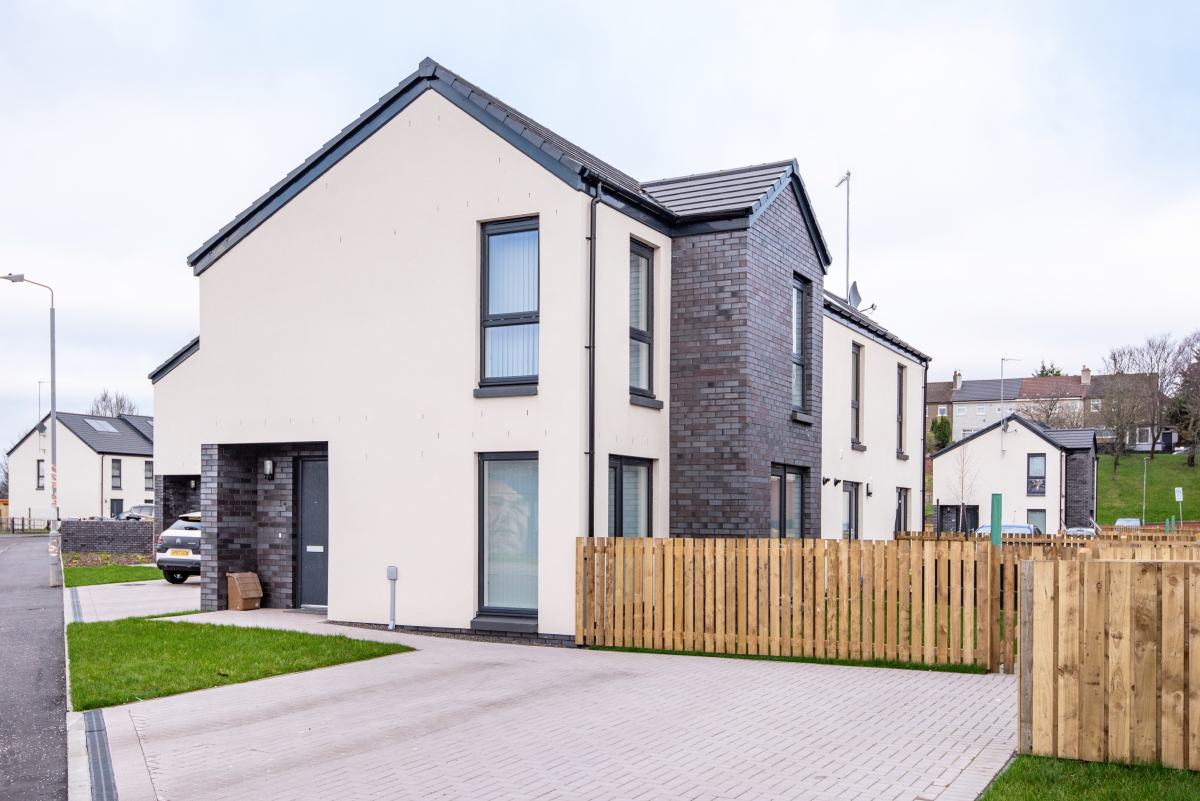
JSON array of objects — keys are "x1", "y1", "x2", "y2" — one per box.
[
  {"x1": 980, "y1": 755, "x2": 1200, "y2": 800},
  {"x1": 67, "y1": 618, "x2": 412, "y2": 709},
  {"x1": 589, "y1": 645, "x2": 988, "y2": 673},
  {"x1": 1097, "y1": 453, "x2": 1199, "y2": 525},
  {"x1": 64, "y1": 564, "x2": 164, "y2": 587}
]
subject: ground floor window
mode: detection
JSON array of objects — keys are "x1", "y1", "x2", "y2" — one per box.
[
  {"x1": 769, "y1": 464, "x2": 806, "y2": 538},
  {"x1": 479, "y1": 452, "x2": 538, "y2": 615},
  {"x1": 894, "y1": 488, "x2": 910, "y2": 533},
  {"x1": 1027, "y1": 509, "x2": 1047, "y2": 535},
  {"x1": 608, "y1": 456, "x2": 651, "y2": 537},
  {"x1": 841, "y1": 482, "x2": 860, "y2": 540}
]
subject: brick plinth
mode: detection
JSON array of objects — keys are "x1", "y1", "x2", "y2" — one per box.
[{"x1": 60, "y1": 520, "x2": 154, "y2": 554}]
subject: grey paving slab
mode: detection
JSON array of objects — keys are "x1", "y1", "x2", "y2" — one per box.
[
  {"x1": 105, "y1": 609, "x2": 1015, "y2": 800},
  {"x1": 0, "y1": 534, "x2": 67, "y2": 800},
  {"x1": 71, "y1": 576, "x2": 200, "y2": 623}
]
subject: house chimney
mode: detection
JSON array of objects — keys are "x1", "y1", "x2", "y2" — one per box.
[
  {"x1": 953, "y1": 371, "x2": 962, "y2": 390},
  {"x1": 1081, "y1": 366, "x2": 1091, "y2": 385}
]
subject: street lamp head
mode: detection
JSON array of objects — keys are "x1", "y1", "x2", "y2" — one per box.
[{"x1": 2, "y1": 273, "x2": 24, "y2": 282}]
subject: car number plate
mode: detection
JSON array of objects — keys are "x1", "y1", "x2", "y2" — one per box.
[{"x1": 169, "y1": 549, "x2": 191, "y2": 557}]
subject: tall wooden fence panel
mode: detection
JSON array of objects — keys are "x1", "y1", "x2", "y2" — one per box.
[
  {"x1": 577, "y1": 538, "x2": 1008, "y2": 669},
  {"x1": 1018, "y1": 559, "x2": 1200, "y2": 770}
]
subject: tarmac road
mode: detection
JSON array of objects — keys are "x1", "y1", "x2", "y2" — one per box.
[{"x1": 0, "y1": 534, "x2": 66, "y2": 801}]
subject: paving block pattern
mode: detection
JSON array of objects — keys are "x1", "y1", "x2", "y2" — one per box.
[{"x1": 113, "y1": 611, "x2": 1015, "y2": 801}]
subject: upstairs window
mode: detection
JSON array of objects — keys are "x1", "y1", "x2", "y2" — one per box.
[
  {"x1": 937, "y1": 404, "x2": 947, "y2": 417},
  {"x1": 792, "y1": 278, "x2": 810, "y2": 411},
  {"x1": 851, "y1": 344, "x2": 862, "y2": 443},
  {"x1": 37, "y1": 459, "x2": 45, "y2": 490},
  {"x1": 112, "y1": 458, "x2": 122, "y2": 491},
  {"x1": 1027, "y1": 454, "x2": 1046, "y2": 496},
  {"x1": 481, "y1": 218, "x2": 539, "y2": 384},
  {"x1": 896, "y1": 364, "x2": 907, "y2": 455},
  {"x1": 1090, "y1": 398, "x2": 1101, "y2": 413},
  {"x1": 629, "y1": 241, "x2": 654, "y2": 395},
  {"x1": 145, "y1": 461, "x2": 154, "y2": 492},
  {"x1": 976, "y1": 404, "x2": 986, "y2": 415}
]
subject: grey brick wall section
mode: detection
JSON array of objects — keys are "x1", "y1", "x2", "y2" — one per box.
[
  {"x1": 1063, "y1": 450, "x2": 1096, "y2": 528},
  {"x1": 669, "y1": 188, "x2": 824, "y2": 537},
  {"x1": 200, "y1": 442, "x2": 327, "y2": 612},
  {"x1": 61, "y1": 520, "x2": 153, "y2": 554},
  {"x1": 154, "y1": 474, "x2": 200, "y2": 539}
]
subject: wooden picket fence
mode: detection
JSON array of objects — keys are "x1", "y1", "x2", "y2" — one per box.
[
  {"x1": 900, "y1": 530, "x2": 1199, "y2": 544},
  {"x1": 575, "y1": 537, "x2": 1028, "y2": 671},
  {"x1": 1018, "y1": 559, "x2": 1200, "y2": 770}
]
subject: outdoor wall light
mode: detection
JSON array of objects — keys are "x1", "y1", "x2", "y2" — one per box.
[
  {"x1": 264, "y1": 459, "x2": 275, "y2": 480},
  {"x1": 866, "y1": 483, "x2": 873, "y2": 497},
  {"x1": 833, "y1": 478, "x2": 841, "y2": 487},
  {"x1": 821, "y1": 477, "x2": 830, "y2": 485},
  {"x1": 189, "y1": 479, "x2": 197, "y2": 490}
]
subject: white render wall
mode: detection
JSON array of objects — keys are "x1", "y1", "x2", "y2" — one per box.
[
  {"x1": 819, "y1": 314, "x2": 927, "y2": 539},
  {"x1": 7, "y1": 424, "x2": 153, "y2": 520},
  {"x1": 161, "y1": 89, "x2": 670, "y2": 636},
  {"x1": 931, "y1": 424, "x2": 1065, "y2": 532},
  {"x1": 152, "y1": 348, "x2": 202, "y2": 476}
]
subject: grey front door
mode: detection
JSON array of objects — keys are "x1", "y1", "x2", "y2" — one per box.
[{"x1": 298, "y1": 459, "x2": 329, "y2": 607}]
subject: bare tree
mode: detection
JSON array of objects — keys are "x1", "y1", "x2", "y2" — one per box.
[
  {"x1": 0, "y1": 452, "x2": 8, "y2": 501},
  {"x1": 1129, "y1": 331, "x2": 1200, "y2": 457},
  {"x1": 1169, "y1": 344, "x2": 1200, "y2": 467},
  {"x1": 89, "y1": 389, "x2": 138, "y2": 417},
  {"x1": 943, "y1": 445, "x2": 980, "y2": 531},
  {"x1": 1098, "y1": 347, "x2": 1146, "y2": 480}
]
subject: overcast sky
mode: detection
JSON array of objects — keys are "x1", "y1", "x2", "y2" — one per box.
[{"x1": 1, "y1": 1, "x2": 1197, "y2": 447}]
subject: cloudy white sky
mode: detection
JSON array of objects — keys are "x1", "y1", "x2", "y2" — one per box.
[{"x1": 1, "y1": 1, "x2": 1197, "y2": 447}]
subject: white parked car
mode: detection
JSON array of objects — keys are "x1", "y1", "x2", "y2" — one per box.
[
  {"x1": 1114, "y1": 518, "x2": 1142, "y2": 528},
  {"x1": 1064, "y1": 527, "x2": 1098, "y2": 537},
  {"x1": 155, "y1": 512, "x2": 201, "y2": 584}
]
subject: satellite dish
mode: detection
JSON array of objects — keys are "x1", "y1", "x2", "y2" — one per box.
[{"x1": 848, "y1": 281, "x2": 862, "y2": 309}]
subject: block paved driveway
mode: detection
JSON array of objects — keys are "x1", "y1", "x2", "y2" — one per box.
[{"x1": 107, "y1": 610, "x2": 1015, "y2": 801}]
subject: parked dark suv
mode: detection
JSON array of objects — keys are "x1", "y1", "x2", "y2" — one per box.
[{"x1": 155, "y1": 512, "x2": 201, "y2": 584}]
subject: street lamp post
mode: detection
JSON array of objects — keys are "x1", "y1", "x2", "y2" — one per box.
[
  {"x1": 1143, "y1": 457, "x2": 1151, "y2": 525},
  {"x1": 3, "y1": 274, "x2": 56, "y2": 518},
  {"x1": 1000, "y1": 358, "x2": 1021, "y2": 455}
]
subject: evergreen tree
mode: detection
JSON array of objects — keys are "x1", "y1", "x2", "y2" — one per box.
[{"x1": 1033, "y1": 360, "x2": 1063, "y2": 377}]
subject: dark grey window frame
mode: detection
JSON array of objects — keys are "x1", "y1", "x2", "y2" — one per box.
[
  {"x1": 1027, "y1": 453, "x2": 1047, "y2": 496},
  {"x1": 791, "y1": 276, "x2": 810, "y2": 413},
  {"x1": 896, "y1": 364, "x2": 906, "y2": 456},
  {"x1": 842, "y1": 481, "x2": 860, "y2": 540},
  {"x1": 144, "y1": 460, "x2": 154, "y2": 492},
  {"x1": 770, "y1": 463, "x2": 809, "y2": 539},
  {"x1": 480, "y1": 217, "x2": 540, "y2": 387},
  {"x1": 608, "y1": 455, "x2": 653, "y2": 537},
  {"x1": 895, "y1": 487, "x2": 910, "y2": 533},
  {"x1": 36, "y1": 459, "x2": 45, "y2": 490},
  {"x1": 111, "y1": 458, "x2": 122, "y2": 491},
  {"x1": 851, "y1": 343, "x2": 863, "y2": 445},
  {"x1": 478, "y1": 450, "x2": 539, "y2": 618},
  {"x1": 629, "y1": 239, "x2": 655, "y2": 398}
]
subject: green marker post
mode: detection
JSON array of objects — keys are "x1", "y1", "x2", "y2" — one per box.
[{"x1": 991, "y1": 494, "x2": 1002, "y2": 547}]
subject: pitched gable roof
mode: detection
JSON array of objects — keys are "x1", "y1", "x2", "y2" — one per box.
[
  {"x1": 7, "y1": 412, "x2": 154, "y2": 458},
  {"x1": 148, "y1": 336, "x2": 200, "y2": 384},
  {"x1": 822, "y1": 291, "x2": 930, "y2": 364},
  {"x1": 187, "y1": 58, "x2": 831, "y2": 274},
  {"x1": 931, "y1": 413, "x2": 1095, "y2": 459}
]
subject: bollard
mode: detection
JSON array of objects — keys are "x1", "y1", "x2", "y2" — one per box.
[
  {"x1": 49, "y1": 521, "x2": 62, "y2": 588},
  {"x1": 387, "y1": 565, "x2": 398, "y2": 630}
]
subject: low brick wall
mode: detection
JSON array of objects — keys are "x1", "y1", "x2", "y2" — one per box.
[{"x1": 60, "y1": 519, "x2": 154, "y2": 554}]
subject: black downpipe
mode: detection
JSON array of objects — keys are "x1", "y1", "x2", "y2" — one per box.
[{"x1": 587, "y1": 182, "x2": 602, "y2": 537}]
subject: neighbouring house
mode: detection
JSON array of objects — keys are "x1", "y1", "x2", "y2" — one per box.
[
  {"x1": 151, "y1": 58, "x2": 929, "y2": 639},
  {"x1": 820, "y1": 292, "x2": 929, "y2": 538},
  {"x1": 930, "y1": 414, "x2": 1097, "y2": 533},
  {"x1": 925, "y1": 366, "x2": 1169, "y2": 452},
  {"x1": 6, "y1": 412, "x2": 155, "y2": 521}
]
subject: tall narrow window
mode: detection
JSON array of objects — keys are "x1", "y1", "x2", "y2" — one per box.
[
  {"x1": 1027, "y1": 509, "x2": 1047, "y2": 534},
  {"x1": 608, "y1": 456, "x2": 652, "y2": 537},
  {"x1": 841, "y1": 482, "x2": 860, "y2": 540},
  {"x1": 769, "y1": 464, "x2": 806, "y2": 538},
  {"x1": 629, "y1": 241, "x2": 653, "y2": 395},
  {"x1": 111, "y1": 458, "x2": 122, "y2": 490},
  {"x1": 479, "y1": 452, "x2": 538, "y2": 614},
  {"x1": 481, "y1": 218, "x2": 539, "y2": 384},
  {"x1": 1027, "y1": 454, "x2": 1046, "y2": 496},
  {"x1": 895, "y1": 487, "x2": 910, "y2": 533},
  {"x1": 896, "y1": 364, "x2": 907, "y2": 455},
  {"x1": 850, "y1": 344, "x2": 862, "y2": 443},
  {"x1": 36, "y1": 459, "x2": 45, "y2": 490},
  {"x1": 791, "y1": 278, "x2": 809, "y2": 410},
  {"x1": 144, "y1": 461, "x2": 154, "y2": 491}
]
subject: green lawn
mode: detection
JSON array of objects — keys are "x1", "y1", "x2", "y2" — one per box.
[
  {"x1": 63, "y1": 564, "x2": 164, "y2": 587},
  {"x1": 1097, "y1": 453, "x2": 1200, "y2": 525},
  {"x1": 67, "y1": 618, "x2": 412, "y2": 710},
  {"x1": 981, "y1": 755, "x2": 1200, "y2": 800},
  {"x1": 589, "y1": 645, "x2": 987, "y2": 674}
]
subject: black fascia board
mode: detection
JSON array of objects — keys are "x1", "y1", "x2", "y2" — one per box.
[
  {"x1": 930, "y1": 414, "x2": 1066, "y2": 460},
  {"x1": 148, "y1": 336, "x2": 200, "y2": 383},
  {"x1": 822, "y1": 298, "x2": 931, "y2": 365}
]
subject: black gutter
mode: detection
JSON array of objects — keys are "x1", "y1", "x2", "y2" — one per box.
[{"x1": 587, "y1": 180, "x2": 602, "y2": 538}]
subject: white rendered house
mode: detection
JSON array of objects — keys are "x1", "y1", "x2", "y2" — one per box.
[{"x1": 6, "y1": 413, "x2": 155, "y2": 520}]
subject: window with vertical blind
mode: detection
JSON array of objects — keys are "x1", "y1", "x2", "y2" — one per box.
[
  {"x1": 608, "y1": 455, "x2": 651, "y2": 537},
  {"x1": 769, "y1": 464, "x2": 806, "y2": 538},
  {"x1": 791, "y1": 278, "x2": 809, "y2": 411},
  {"x1": 629, "y1": 240, "x2": 654, "y2": 395},
  {"x1": 145, "y1": 461, "x2": 154, "y2": 492},
  {"x1": 481, "y1": 218, "x2": 539, "y2": 384},
  {"x1": 479, "y1": 452, "x2": 538, "y2": 614},
  {"x1": 851, "y1": 344, "x2": 862, "y2": 444}
]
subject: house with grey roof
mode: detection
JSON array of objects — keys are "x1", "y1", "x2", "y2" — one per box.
[
  {"x1": 6, "y1": 412, "x2": 154, "y2": 521},
  {"x1": 931, "y1": 414, "x2": 1097, "y2": 533},
  {"x1": 150, "y1": 57, "x2": 931, "y2": 638}
]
